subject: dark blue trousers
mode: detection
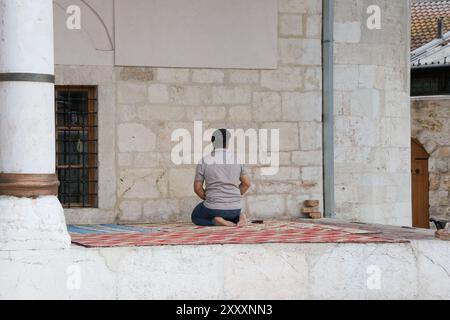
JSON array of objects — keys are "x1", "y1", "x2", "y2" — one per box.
[{"x1": 191, "y1": 202, "x2": 241, "y2": 226}]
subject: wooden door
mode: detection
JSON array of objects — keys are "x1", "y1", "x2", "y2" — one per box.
[{"x1": 411, "y1": 139, "x2": 430, "y2": 229}]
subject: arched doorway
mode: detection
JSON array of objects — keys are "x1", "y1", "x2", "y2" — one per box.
[{"x1": 411, "y1": 138, "x2": 430, "y2": 228}]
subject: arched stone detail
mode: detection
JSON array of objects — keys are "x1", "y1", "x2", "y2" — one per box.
[
  {"x1": 54, "y1": 0, "x2": 114, "y2": 51},
  {"x1": 412, "y1": 136, "x2": 435, "y2": 156},
  {"x1": 53, "y1": 0, "x2": 115, "y2": 65}
]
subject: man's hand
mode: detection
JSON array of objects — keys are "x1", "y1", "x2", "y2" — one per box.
[
  {"x1": 193, "y1": 181, "x2": 206, "y2": 200},
  {"x1": 239, "y1": 175, "x2": 251, "y2": 196}
]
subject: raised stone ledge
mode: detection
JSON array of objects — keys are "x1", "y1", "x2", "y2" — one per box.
[{"x1": 0, "y1": 240, "x2": 449, "y2": 299}]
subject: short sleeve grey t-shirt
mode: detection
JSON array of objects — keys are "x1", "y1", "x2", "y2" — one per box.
[{"x1": 195, "y1": 149, "x2": 248, "y2": 210}]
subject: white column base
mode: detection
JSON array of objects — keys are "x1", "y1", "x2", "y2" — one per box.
[{"x1": 0, "y1": 196, "x2": 70, "y2": 251}]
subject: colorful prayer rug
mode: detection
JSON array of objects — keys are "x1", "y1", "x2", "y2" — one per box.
[
  {"x1": 69, "y1": 221, "x2": 408, "y2": 248},
  {"x1": 68, "y1": 224, "x2": 162, "y2": 235}
]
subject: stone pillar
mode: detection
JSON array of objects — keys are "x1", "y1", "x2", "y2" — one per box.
[
  {"x1": 0, "y1": 0, "x2": 70, "y2": 250},
  {"x1": 333, "y1": 0, "x2": 412, "y2": 226}
]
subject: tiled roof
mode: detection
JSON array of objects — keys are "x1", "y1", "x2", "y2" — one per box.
[{"x1": 411, "y1": 1, "x2": 450, "y2": 51}]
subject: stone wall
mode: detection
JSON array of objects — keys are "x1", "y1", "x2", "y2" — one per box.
[
  {"x1": 333, "y1": 0, "x2": 412, "y2": 225},
  {"x1": 57, "y1": 1, "x2": 324, "y2": 224},
  {"x1": 57, "y1": 0, "x2": 413, "y2": 226},
  {"x1": 412, "y1": 97, "x2": 450, "y2": 221},
  {"x1": 2, "y1": 241, "x2": 450, "y2": 299}
]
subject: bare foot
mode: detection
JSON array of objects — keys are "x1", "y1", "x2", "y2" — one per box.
[
  {"x1": 237, "y1": 213, "x2": 248, "y2": 227},
  {"x1": 213, "y1": 217, "x2": 236, "y2": 227}
]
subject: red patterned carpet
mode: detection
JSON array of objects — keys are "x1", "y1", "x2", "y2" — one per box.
[{"x1": 69, "y1": 221, "x2": 408, "y2": 248}]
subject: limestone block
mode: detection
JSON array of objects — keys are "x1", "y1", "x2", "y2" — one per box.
[
  {"x1": 334, "y1": 0, "x2": 362, "y2": 22},
  {"x1": 305, "y1": 15, "x2": 322, "y2": 38},
  {"x1": 437, "y1": 147, "x2": 450, "y2": 158},
  {"x1": 192, "y1": 70, "x2": 224, "y2": 84},
  {"x1": 118, "y1": 169, "x2": 168, "y2": 199},
  {"x1": 442, "y1": 175, "x2": 450, "y2": 189},
  {"x1": 335, "y1": 116, "x2": 377, "y2": 147},
  {"x1": 334, "y1": 22, "x2": 361, "y2": 44},
  {"x1": 157, "y1": 68, "x2": 190, "y2": 83},
  {"x1": 148, "y1": 84, "x2": 169, "y2": 103},
  {"x1": 385, "y1": 91, "x2": 409, "y2": 118},
  {"x1": 257, "y1": 181, "x2": 302, "y2": 194},
  {"x1": 300, "y1": 122, "x2": 322, "y2": 151},
  {"x1": 142, "y1": 199, "x2": 180, "y2": 221},
  {"x1": 379, "y1": 118, "x2": 411, "y2": 148},
  {"x1": 334, "y1": 91, "x2": 351, "y2": 116},
  {"x1": 138, "y1": 105, "x2": 186, "y2": 121},
  {"x1": 350, "y1": 89, "x2": 380, "y2": 118},
  {"x1": 117, "y1": 104, "x2": 137, "y2": 122},
  {"x1": 279, "y1": 14, "x2": 303, "y2": 36},
  {"x1": 385, "y1": 185, "x2": 411, "y2": 204},
  {"x1": 64, "y1": 209, "x2": 117, "y2": 225},
  {"x1": 0, "y1": 196, "x2": 70, "y2": 250},
  {"x1": 292, "y1": 151, "x2": 322, "y2": 166},
  {"x1": 169, "y1": 86, "x2": 203, "y2": 105},
  {"x1": 261, "y1": 122, "x2": 299, "y2": 151},
  {"x1": 304, "y1": 67, "x2": 322, "y2": 91},
  {"x1": 169, "y1": 168, "x2": 196, "y2": 198},
  {"x1": 156, "y1": 122, "x2": 195, "y2": 152},
  {"x1": 261, "y1": 67, "x2": 303, "y2": 91},
  {"x1": 246, "y1": 195, "x2": 285, "y2": 217},
  {"x1": 118, "y1": 123, "x2": 156, "y2": 152},
  {"x1": 358, "y1": 65, "x2": 378, "y2": 89},
  {"x1": 229, "y1": 70, "x2": 260, "y2": 84},
  {"x1": 118, "y1": 153, "x2": 133, "y2": 167},
  {"x1": 302, "y1": 167, "x2": 322, "y2": 182},
  {"x1": 134, "y1": 153, "x2": 160, "y2": 168},
  {"x1": 211, "y1": 86, "x2": 251, "y2": 105},
  {"x1": 335, "y1": 184, "x2": 358, "y2": 203},
  {"x1": 119, "y1": 200, "x2": 143, "y2": 221},
  {"x1": 334, "y1": 43, "x2": 358, "y2": 65},
  {"x1": 308, "y1": 244, "x2": 418, "y2": 299},
  {"x1": 282, "y1": 91, "x2": 322, "y2": 122},
  {"x1": 415, "y1": 241, "x2": 450, "y2": 299},
  {"x1": 383, "y1": 68, "x2": 405, "y2": 92},
  {"x1": 384, "y1": 147, "x2": 411, "y2": 174},
  {"x1": 257, "y1": 167, "x2": 301, "y2": 181},
  {"x1": 118, "y1": 83, "x2": 148, "y2": 104},
  {"x1": 279, "y1": 38, "x2": 321, "y2": 66},
  {"x1": 119, "y1": 67, "x2": 153, "y2": 82},
  {"x1": 279, "y1": 0, "x2": 322, "y2": 14},
  {"x1": 229, "y1": 105, "x2": 252, "y2": 122},
  {"x1": 335, "y1": 145, "x2": 370, "y2": 165},
  {"x1": 117, "y1": 247, "x2": 223, "y2": 299},
  {"x1": 355, "y1": 186, "x2": 389, "y2": 204},
  {"x1": 278, "y1": 152, "x2": 293, "y2": 166},
  {"x1": 439, "y1": 191, "x2": 449, "y2": 206},
  {"x1": 222, "y1": 246, "x2": 309, "y2": 299},
  {"x1": 0, "y1": 249, "x2": 116, "y2": 299},
  {"x1": 334, "y1": 65, "x2": 358, "y2": 91},
  {"x1": 437, "y1": 159, "x2": 449, "y2": 174},
  {"x1": 253, "y1": 92, "x2": 282, "y2": 121},
  {"x1": 186, "y1": 106, "x2": 227, "y2": 121},
  {"x1": 55, "y1": 66, "x2": 115, "y2": 85},
  {"x1": 429, "y1": 173, "x2": 441, "y2": 191}
]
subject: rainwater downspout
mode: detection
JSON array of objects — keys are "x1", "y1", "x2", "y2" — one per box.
[{"x1": 322, "y1": 0, "x2": 335, "y2": 218}]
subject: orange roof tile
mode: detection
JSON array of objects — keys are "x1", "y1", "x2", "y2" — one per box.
[{"x1": 412, "y1": 1, "x2": 450, "y2": 51}]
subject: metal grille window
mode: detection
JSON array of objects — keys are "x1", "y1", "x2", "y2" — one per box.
[{"x1": 55, "y1": 86, "x2": 98, "y2": 208}]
